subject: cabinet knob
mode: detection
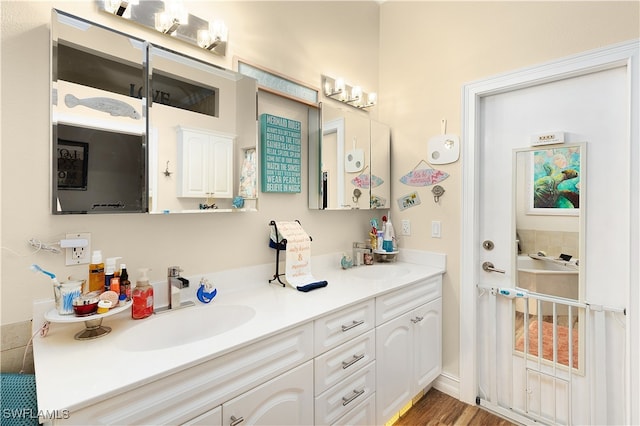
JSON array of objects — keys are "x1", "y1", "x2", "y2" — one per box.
[
  {"x1": 230, "y1": 415, "x2": 244, "y2": 426},
  {"x1": 411, "y1": 316, "x2": 424, "y2": 323}
]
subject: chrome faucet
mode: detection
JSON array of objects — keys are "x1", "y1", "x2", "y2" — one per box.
[{"x1": 157, "y1": 266, "x2": 194, "y2": 312}]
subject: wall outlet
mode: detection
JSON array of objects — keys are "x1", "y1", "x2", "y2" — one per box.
[
  {"x1": 401, "y1": 219, "x2": 411, "y2": 236},
  {"x1": 65, "y1": 233, "x2": 91, "y2": 265}
]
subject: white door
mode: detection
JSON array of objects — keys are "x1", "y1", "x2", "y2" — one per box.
[{"x1": 461, "y1": 41, "x2": 638, "y2": 425}]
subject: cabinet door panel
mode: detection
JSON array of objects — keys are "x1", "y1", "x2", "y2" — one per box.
[
  {"x1": 223, "y1": 361, "x2": 313, "y2": 426},
  {"x1": 375, "y1": 310, "x2": 413, "y2": 424},
  {"x1": 413, "y1": 298, "x2": 442, "y2": 391}
]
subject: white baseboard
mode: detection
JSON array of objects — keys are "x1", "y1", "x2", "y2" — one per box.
[{"x1": 432, "y1": 372, "x2": 460, "y2": 400}]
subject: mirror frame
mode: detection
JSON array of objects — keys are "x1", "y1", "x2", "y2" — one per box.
[
  {"x1": 512, "y1": 142, "x2": 586, "y2": 300},
  {"x1": 51, "y1": 9, "x2": 148, "y2": 214},
  {"x1": 50, "y1": 10, "x2": 258, "y2": 215}
]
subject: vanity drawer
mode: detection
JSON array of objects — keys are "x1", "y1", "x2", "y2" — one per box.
[
  {"x1": 331, "y1": 393, "x2": 376, "y2": 426},
  {"x1": 375, "y1": 276, "x2": 442, "y2": 325},
  {"x1": 314, "y1": 329, "x2": 375, "y2": 394},
  {"x1": 314, "y1": 361, "x2": 376, "y2": 425},
  {"x1": 314, "y1": 300, "x2": 375, "y2": 355}
]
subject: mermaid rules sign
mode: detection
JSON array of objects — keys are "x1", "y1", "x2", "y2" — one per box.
[{"x1": 260, "y1": 114, "x2": 302, "y2": 193}]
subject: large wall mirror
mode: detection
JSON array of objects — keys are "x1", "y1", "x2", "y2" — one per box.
[
  {"x1": 51, "y1": 10, "x2": 258, "y2": 214},
  {"x1": 513, "y1": 142, "x2": 586, "y2": 370},
  {"x1": 147, "y1": 46, "x2": 257, "y2": 213},
  {"x1": 309, "y1": 103, "x2": 390, "y2": 210},
  {"x1": 52, "y1": 9, "x2": 147, "y2": 214}
]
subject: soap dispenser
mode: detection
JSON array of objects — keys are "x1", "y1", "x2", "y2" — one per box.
[{"x1": 132, "y1": 268, "x2": 153, "y2": 319}]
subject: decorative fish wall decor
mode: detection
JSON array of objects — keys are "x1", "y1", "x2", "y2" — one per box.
[
  {"x1": 65, "y1": 94, "x2": 141, "y2": 119},
  {"x1": 399, "y1": 159, "x2": 449, "y2": 186},
  {"x1": 351, "y1": 173, "x2": 384, "y2": 189}
]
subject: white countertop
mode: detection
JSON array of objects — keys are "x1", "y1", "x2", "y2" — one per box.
[{"x1": 32, "y1": 250, "x2": 445, "y2": 414}]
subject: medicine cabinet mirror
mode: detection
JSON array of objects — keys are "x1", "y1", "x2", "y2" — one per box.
[
  {"x1": 309, "y1": 103, "x2": 390, "y2": 210},
  {"x1": 52, "y1": 9, "x2": 147, "y2": 214},
  {"x1": 51, "y1": 10, "x2": 258, "y2": 215},
  {"x1": 147, "y1": 46, "x2": 258, "y2": 214},
  {"x1": 513, "y1": 143, "x2": 586, "y2": 369}
]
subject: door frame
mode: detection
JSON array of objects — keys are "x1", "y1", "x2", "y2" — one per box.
[{"x1": 459, "y1": 39, "x2": 639, "y2": 423}]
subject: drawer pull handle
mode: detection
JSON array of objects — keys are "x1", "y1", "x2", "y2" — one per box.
[
  {"x1": 342, "y1": 388, "x2": 365, "y2": 406},
  {"x1": 341, "y1": 319, "x2": 364, "y2": 332},
  {"x1": 411, "y1": 316, "x2": 424, "y2": 323},
  {"x1": 230, "y1": 415, "x2": 244, "y2": 426},
  {"x1": 342, "y1": 353, "x2": 365, "y2": 369}
]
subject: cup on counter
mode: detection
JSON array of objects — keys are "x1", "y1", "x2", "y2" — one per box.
[{"x1": 53, "y1": 280, "x2": 84, "y2": 315}]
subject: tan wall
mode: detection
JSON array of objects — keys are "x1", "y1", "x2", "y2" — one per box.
[
  {"x1": 0, "y1": 1, "x2": 380, "y2": 371},
  {"x1": 378, "y1": 1, "x2": 639, "y2": 377}
]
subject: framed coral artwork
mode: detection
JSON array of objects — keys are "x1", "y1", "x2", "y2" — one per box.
[{"x1": 527, "y1": 145, "x2": 582, "y2": 216}]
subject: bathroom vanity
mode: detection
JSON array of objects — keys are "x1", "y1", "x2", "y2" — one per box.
[{"x1": 32, "y1": 251, "x2": 444, "y2": 425}]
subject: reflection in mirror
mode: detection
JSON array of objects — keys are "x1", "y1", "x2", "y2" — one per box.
[
  {"x1": 513, "y1": 143, "x2": 586, "y2": 370},
  {"x1": 310, "y1": 103, "x2": 390, "y2": 210},
  {"x1": 148, "y1": 46, "x2": 258, "y2": 213},
  {"x1": 51, "y1": 10, "x2": 147, "y2": 214}
]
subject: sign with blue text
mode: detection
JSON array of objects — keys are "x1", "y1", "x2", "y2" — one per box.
[{"x1": 260, "y1": 114, "x2": 302, "y2": 193}]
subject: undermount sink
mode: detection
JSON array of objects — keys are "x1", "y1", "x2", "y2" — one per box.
[
  {"x1": 349, "y1": 264, "x2": 410, "y2": 280},
  {"x1": 117, "y1": 304, "x2": 256, "y2": 351}
]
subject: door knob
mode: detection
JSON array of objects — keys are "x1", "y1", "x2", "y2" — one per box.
[{"x1": 482, "y1": 261, "x2": 505, "y2": 274}]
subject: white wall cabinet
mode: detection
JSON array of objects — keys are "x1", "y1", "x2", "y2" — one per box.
[
  {"x1": 178, "y1": 126, "x2": 234, "y2": 198},
  {"x1": 375, "y1": 278, "x2": 442, "y2": 425}
]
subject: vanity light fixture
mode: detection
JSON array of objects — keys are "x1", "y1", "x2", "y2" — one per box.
[
  {"x1": 98, "y1": 0, "x2": 228, "y2": 56},
  {"x1": 103, "y1": 0, "x2": 138, "y2": 18},
  {"x1": 197, "y1": 20, "x2": 228, "y2": 50},
  {"x1": 155, "y1": 1, "x2": 189, "y2": 35},
  {"x1": 322, "y1": 75, "x2": 376, "y2": 110}
]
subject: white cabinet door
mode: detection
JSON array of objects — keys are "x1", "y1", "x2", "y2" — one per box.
[
  {"x1": 178, "y1": 127, "x2": 234, "y2": 198},
  {"x1": 375, "y1": 310, "x2": 414, "y2": 424},
  {"x1": 414, "y1": 298, "x2": 442, "y2": 391},
  {"x1": 209, "y1": 136, "x2": 233, "y2": 197},
  {"x1": 375, "y1": 298, "x2": 442, "y2": 425},
  {"x1": 222, "y1": 361, "x2": 313, "y2": 426}
]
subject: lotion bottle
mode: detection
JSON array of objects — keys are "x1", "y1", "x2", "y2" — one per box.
[
  {"x1": 132, "y1": 268, "x2": 153, "y2": 319},
  {"x1": 88, "y1": 250, "x2": 105, "y2": 293},
  {"x1": 104, "y1": 256, "x2": 121, "y2": 293}
]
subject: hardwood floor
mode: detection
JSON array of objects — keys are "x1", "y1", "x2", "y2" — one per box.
[{"x1": 393, "y1": 388, "x2": 517, "y2": 426}]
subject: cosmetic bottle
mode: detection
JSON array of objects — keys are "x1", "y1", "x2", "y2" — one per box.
[
  {"x1": 132, "y1": 268, "x2": 153, "y2": 319},
  {"x1": 88, "y1": 250, "x2": 105, "y2": 293},
  {"x1": 104, "y1": 257, "x2": 121, "y2": 293},
  {"x1": 120, "y1": 264, "x2": 131, "y2": 302}
]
